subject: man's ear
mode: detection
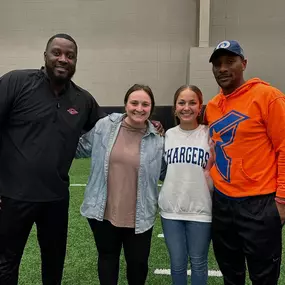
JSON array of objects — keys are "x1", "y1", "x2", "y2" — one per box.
[{"x1": 242, "y1": 59, "x2": 247, "y2": 71}]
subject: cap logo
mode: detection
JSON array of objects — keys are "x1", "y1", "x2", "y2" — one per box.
[{"x1": 217, "y1": 41, "x2": 230, "y2": 49}]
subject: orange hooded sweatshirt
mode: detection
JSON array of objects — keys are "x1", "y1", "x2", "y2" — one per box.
[{"x1": 206, "y1": 78, "x2": 285, "y2": 198}]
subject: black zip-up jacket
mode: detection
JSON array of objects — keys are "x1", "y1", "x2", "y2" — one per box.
[{"x1": 0, "y1": 69, "x2": 104, "y2": 201}]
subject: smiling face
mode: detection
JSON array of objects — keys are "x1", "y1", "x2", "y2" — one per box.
[
  {"x1": 44, "y1": 37, "x2": 77, "y2": 85},
  {"x1": 175, "y1": 88, "x2": 202, "y2": 126},
  {"x1": 212, "y1": 52, "x2": 247, "y2": 94},
  {"x1": 125, "y1": 90, "x2": 152, "y2": 127}
]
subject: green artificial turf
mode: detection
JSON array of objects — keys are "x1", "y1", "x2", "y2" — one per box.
[{"x1": 18, "y1": 158, "x2": 285, "y2": 284}]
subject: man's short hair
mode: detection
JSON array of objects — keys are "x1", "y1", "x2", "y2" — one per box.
[{"x1": 46, "y1": 33, "x2": 78, "y2": 54}]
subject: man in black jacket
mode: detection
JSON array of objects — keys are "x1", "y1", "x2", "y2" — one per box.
[{"x1": 0, "y1": 33, "x2": 104, "y2": 285}]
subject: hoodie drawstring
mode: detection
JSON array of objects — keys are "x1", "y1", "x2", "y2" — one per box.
[{"x1": 218, "y1": 96, "x2": 226, "y2": 113}]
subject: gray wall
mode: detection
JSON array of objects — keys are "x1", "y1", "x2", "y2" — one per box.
[
  {"x1": 2, "y1": 0, "x2": 284, "y2": 106},
  {"x1": 188, "y1": 47, "x2": 219, "y2": 103},
  {"x1": 211, "y1": 0, "x2": 285, "y2": 92},
  {"x1": 0, "y1": 0, "x2": 198, "y2": 106}
]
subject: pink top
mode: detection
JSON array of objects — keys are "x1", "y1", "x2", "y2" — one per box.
[{"x1": 104, "y1": 119, "x2": 146, "y2": 228}]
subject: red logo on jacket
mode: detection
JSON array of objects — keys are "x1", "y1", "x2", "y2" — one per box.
[{"x1": 67, "y1": 108, "x2": 78, "y2": 115}]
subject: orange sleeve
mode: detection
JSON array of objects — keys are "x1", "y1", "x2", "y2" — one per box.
[
  {"x1": 204, "y1": 104, "x2": 209, "y2": 125},
  {"x1": 266, "y1": 94, "x2": 285, "y2": 198}
]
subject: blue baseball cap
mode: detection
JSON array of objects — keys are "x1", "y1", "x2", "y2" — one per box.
[{"x1": 209, "y1": 40, "x2": 245, "y2": 62}]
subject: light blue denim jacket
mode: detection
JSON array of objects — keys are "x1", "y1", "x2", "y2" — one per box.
[{"x1": 76, "y1": 113, "x2": 164, "y2": 234}]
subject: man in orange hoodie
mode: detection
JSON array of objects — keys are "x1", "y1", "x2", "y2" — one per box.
[{"x1": 206, "y1": 40, "x2": 285, "y2": 285}]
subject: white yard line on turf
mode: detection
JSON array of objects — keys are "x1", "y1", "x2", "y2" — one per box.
[
  {"x1": 157, "y1": 234, "x2": 164, "y2": 238},
  {"x1": 71, "y1": 183, "x2": 162, "y2": 187},
  {"x1": 154, "y1": 269, "x2": 222, "y2": 277}
]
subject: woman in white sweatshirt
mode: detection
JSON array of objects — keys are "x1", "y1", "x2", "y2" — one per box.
[{"x1": 159, "y1": 85, "x2": 213, "y2": 285}]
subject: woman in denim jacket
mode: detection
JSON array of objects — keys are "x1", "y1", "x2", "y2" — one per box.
[{"x1": 76, "y1": 84, "x2": 164, "y2": 285}]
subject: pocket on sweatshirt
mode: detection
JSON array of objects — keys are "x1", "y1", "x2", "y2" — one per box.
[
  {"x1": 158, "y1": 181, "x2": 211, "y2": 216},
  {"x1": 178, "y1": 194, "x2": 212, "y2": 216},
  {"x1": 158, "y1": 184, "x2": 179, "y2": 213},
  {"x1": 231, "y1": 158, "x2": 259, "y2": 184},
  {"x1": 158, "y1": 187, "x2": 171, "y2": 212}
]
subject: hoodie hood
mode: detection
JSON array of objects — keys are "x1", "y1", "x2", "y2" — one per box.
[{"x1": 216, "y1": 78, "x2": 270, "y2": 113}]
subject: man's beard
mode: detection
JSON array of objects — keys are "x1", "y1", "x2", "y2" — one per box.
[{"x1": 45, "y1": 64, "x2": 75, "y2": 85}]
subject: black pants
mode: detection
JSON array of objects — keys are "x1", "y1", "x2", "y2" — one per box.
[
  {"x1": 88, "y1": 219, "x2": 153, "y2": 285},
  {"x1": 0, "y1": 196, "x2": 69, "y2": 285},
  {"x1": 212, "y1": 191, "x2": 282, "y2": 285}
]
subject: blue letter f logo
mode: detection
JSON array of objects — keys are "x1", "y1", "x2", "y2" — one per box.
[{"x1": 209, "y1": 111, "x2": 249, "y2": 183}]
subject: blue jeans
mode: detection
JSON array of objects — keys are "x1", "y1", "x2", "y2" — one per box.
[{"x1": 161, "y1": 217, "x2": 211, "y2": 285}]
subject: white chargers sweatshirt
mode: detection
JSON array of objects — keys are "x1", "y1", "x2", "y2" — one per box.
[{"x1": 158, "y1": 125, "x2": 212, "y2": 222}]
